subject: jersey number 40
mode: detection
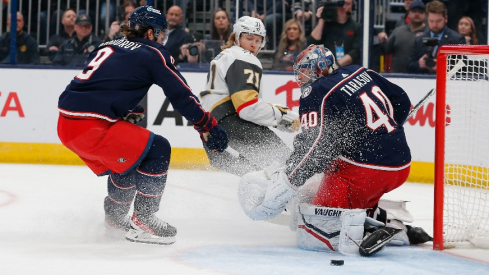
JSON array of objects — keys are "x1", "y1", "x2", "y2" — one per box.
[
  {"x1": 300, "y1": 86, "x2": 396, "y2": 132},
  {"x1": 359, "y1": 86, "x2": 396, "y2": 133}
]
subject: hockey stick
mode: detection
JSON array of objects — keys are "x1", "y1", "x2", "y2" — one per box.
[
  {"x1": 202, "y1": 133, "x2": 254, "y2": 165},
  {"x1": 404, "y1": 59, "x2": 466, "y2": 123},
  {"x1": 225, "y1": 146, "x2": 262, "y2": 170},
  {"x1": 405, "y1": 88, "x2": 435, "y2": 122},
  {"x1": 224, "y1": 146, "x2": 241, "y2": 158}
]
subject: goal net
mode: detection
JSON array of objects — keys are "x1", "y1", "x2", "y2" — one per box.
[{"x1": 434, "y1": 45, "x2": 489, "y2": 250}]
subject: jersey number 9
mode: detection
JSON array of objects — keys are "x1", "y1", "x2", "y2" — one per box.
[{"x1": 75, "y1": 47, "x2": 114, "y2": 81}]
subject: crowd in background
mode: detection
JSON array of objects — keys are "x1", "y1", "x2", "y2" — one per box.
[{"x1": 0, "y1": 0, "x2": 487, "y2": 73}]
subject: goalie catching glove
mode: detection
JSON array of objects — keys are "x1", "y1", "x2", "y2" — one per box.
[
  {"x1": 272, "y1": 104, "x2": 300, "y2": 133},
  {"x1": 194, "y1": 113, "x2": 228, "y2": 153},
  {"x1": 238, "y1": 164, "x2": 297, "y2": 220},
  {"x1": 123, "y1": 105, "x2": 145, "y2": 124}
]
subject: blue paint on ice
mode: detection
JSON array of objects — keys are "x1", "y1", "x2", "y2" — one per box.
[{"x1": 180, "y1": 245, "x2": 489, "y2": 274}]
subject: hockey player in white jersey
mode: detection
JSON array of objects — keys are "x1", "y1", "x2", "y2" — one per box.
[{"x1": 199, "y1": 16, "x2": 300, "y2": 176}]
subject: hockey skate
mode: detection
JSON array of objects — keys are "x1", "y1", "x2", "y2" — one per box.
[
  {"x1": 125, "y1": 211, "x2": 177, "y2": 245},
  {"x1": 105, "y1": 215, "x2": 131, "y2": 238},
  {"x1": 105, "y1": 214, "x2": 131, "y2": 231},
  {"x1": 406, "y1": 225, "x2": 433, "y2": 244},
  {"x1": 104, "y1": 197, "x2": 132, "y2": 237}
]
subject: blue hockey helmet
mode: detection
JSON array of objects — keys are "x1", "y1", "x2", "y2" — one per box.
[
  {"x1": 293, "y1": 44, "x2": 338, "y2": 87},
  {"x1": 128, "y1": 6, "x2": 168, "y2": 43}
]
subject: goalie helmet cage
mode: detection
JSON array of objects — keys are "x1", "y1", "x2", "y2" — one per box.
[{"x1": 434, "y1": 45, "x2": 489, "y2": 250}]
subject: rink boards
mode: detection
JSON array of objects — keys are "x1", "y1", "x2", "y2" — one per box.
[{"x1": 0, "y1": 67, "x2": 437, "y2": 182}]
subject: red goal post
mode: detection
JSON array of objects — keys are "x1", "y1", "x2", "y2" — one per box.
[{"x1": 434, "y1": 45, "x2": 489, "y2": 250}]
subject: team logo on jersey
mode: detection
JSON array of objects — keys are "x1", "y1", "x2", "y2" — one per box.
[
  {"x1": 117, "y1": 158, "x2": 126, "y2": 163},
  {"x1": 342, "y1": 73, "x2": 349, "y2": 78},
  {"x1": 170, "y1": 55, "x2": 175, "y2": 65},
  {"x1": 301, "y1": 85, "x2": 312, "y2": 98},
  {"x1": 88, "y1": 45, "x2": 95, "y2": 53}
]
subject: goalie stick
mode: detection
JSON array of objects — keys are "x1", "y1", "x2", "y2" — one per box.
[
  {"x1": 405, "y1": 59, "x2": 465, "y2": 123},
  {"x1": 405, "y1": 88, "x2": 435, "y2": 123}
]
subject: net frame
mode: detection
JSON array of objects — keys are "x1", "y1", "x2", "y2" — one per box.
[{"x1": 434, "y1": 45, "x2": 489, "y2": 250}]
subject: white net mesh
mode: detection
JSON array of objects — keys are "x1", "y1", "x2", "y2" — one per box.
[{"x1": 443, "y1": 54, "x2": 489, "y2": 248}]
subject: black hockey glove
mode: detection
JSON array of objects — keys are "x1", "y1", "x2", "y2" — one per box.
[
  {"x1": 194, "y1": 114, "x2": 228, "y2": 153},
  {"x1": 123, "y1": 105, "x2": 145, "y2": 124}
]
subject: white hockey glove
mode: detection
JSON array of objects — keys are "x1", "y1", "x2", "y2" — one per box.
[
  {"x1": 272, "y1": 104, "x2": 300, "y2": 133},
  {"x1": 123, "y1": 105, "x2": 145, "y2": 124},
  {"x1": 238, "y1": 165, "x2": 297, "y2": 221}
]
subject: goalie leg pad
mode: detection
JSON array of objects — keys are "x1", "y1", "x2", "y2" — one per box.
[
  {"x1": 338, "y1": 209, "x2": 367, "y2": 256},
  {"x1": 287, "y1": 177, "x2": 321, "y2": 231},
  {"x1": 369, "y1": 201, "x2": 411, "y2": 246},
  {"x1": 296, "y1": 203, "x2": 344, "y2": 252},
  {"x1": 378, "y1": 199, "x2": 414, "y2": 223},
  {"x1": 386, "y1": 219, "x2": 410, "y2": 246}
]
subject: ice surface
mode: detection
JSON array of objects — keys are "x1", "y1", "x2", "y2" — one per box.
[{"x1": 0, "y1": 164, "x2": 488, "y2": 274}]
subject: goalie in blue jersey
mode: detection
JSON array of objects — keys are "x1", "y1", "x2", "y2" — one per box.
[{"x1": 238, "y1": 45, "x2": 432, "y2": 256}]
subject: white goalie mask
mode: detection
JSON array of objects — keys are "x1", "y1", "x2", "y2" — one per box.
[{"x1": 233, "y1": 16, "x2": 267, "y2": 50}]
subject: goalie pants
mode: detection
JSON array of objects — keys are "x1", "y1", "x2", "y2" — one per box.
[
  {"x1": 313, "y1": 159, "x2": 410, "y2": 209},
  {"x1": 204, "y1": 114, "x2": 291, "y2": 176}
]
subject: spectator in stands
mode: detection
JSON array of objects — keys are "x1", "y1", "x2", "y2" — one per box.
[
  {"x1": 46, "y1": 8, "x2": 77, "y2": 61},
  {"x1": 307, "y1": 0, "x2": 362, "y2": 67},
  {"x1": 292, "y1": 0, "x2": 314, "y2": 36},
  {"x1": 273, "y1": 19, "x2": 306, "y2": 71},
  {"x1": 249, "y1": 0, "x2": 291, "y2": 49},
  {"x1": 52, "y1": 14, "x2": 101, "y2": 66},
  {"x1": 0, "y1": 12, "x2": 40, "y2": 64},
  {"x1": 407, "y1": 0, "x2": 465, "y2": 74},
  {"x1": 188, "y1": 8, "x2": 232, "y2": 64},
  {"x1": 100, "y1": 0, "x2": 118, "y2": 28},
  {"x1": 384, "y1": 1, "x2": 427, "y2": 73},
  {"x1": 178, "y1": 31, "x2": 203, "y2": 64},
  {"x1": 165, "y1": 5, "x2": 190, "y2": 63},
  {"x1": 207, "y1": 8, "x2": 231, "y2": 43},
  {"x1": 102, "y1": 0, "x2": 137, "y2": 42},
  {"x1": 457, "y1": 16, "x2": 479, "y2": 45},
  {"x1": 378, "y1": 0, "x2": 414, "y2": 43}
]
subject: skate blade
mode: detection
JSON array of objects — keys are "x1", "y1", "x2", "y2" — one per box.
[
  {"x1": 105, "y1": 227, "x2": 127, "y2": 239},
  {"x1": 104, "y1": 222, "x2": 129, "y2": 239},
  {"x1": 125, "y1": 229, "x2": 176, "y2": 245}
]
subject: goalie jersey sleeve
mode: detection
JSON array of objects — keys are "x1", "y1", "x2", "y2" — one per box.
[
  {"x1": 58, "y1": 37, "x2": 208, "y2": 125},
  {"x1": 286, "y1": 65, "x2": 412, "y2": 187},
  {"x1": 201, "y1": 46, "x2": 277, "y2": 126}
]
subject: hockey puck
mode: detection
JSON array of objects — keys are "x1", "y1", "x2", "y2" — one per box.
[{"x1": 330, "y1": 260, "x2": 344, "y2": 266}]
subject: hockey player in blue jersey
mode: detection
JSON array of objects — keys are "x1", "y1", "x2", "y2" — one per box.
[
  {"x1": 238, "y1": 45, "x2": 431, "y2": 256},
  {"x1": 57, "y1": 6, "x2": 228, "y2": 245}
]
